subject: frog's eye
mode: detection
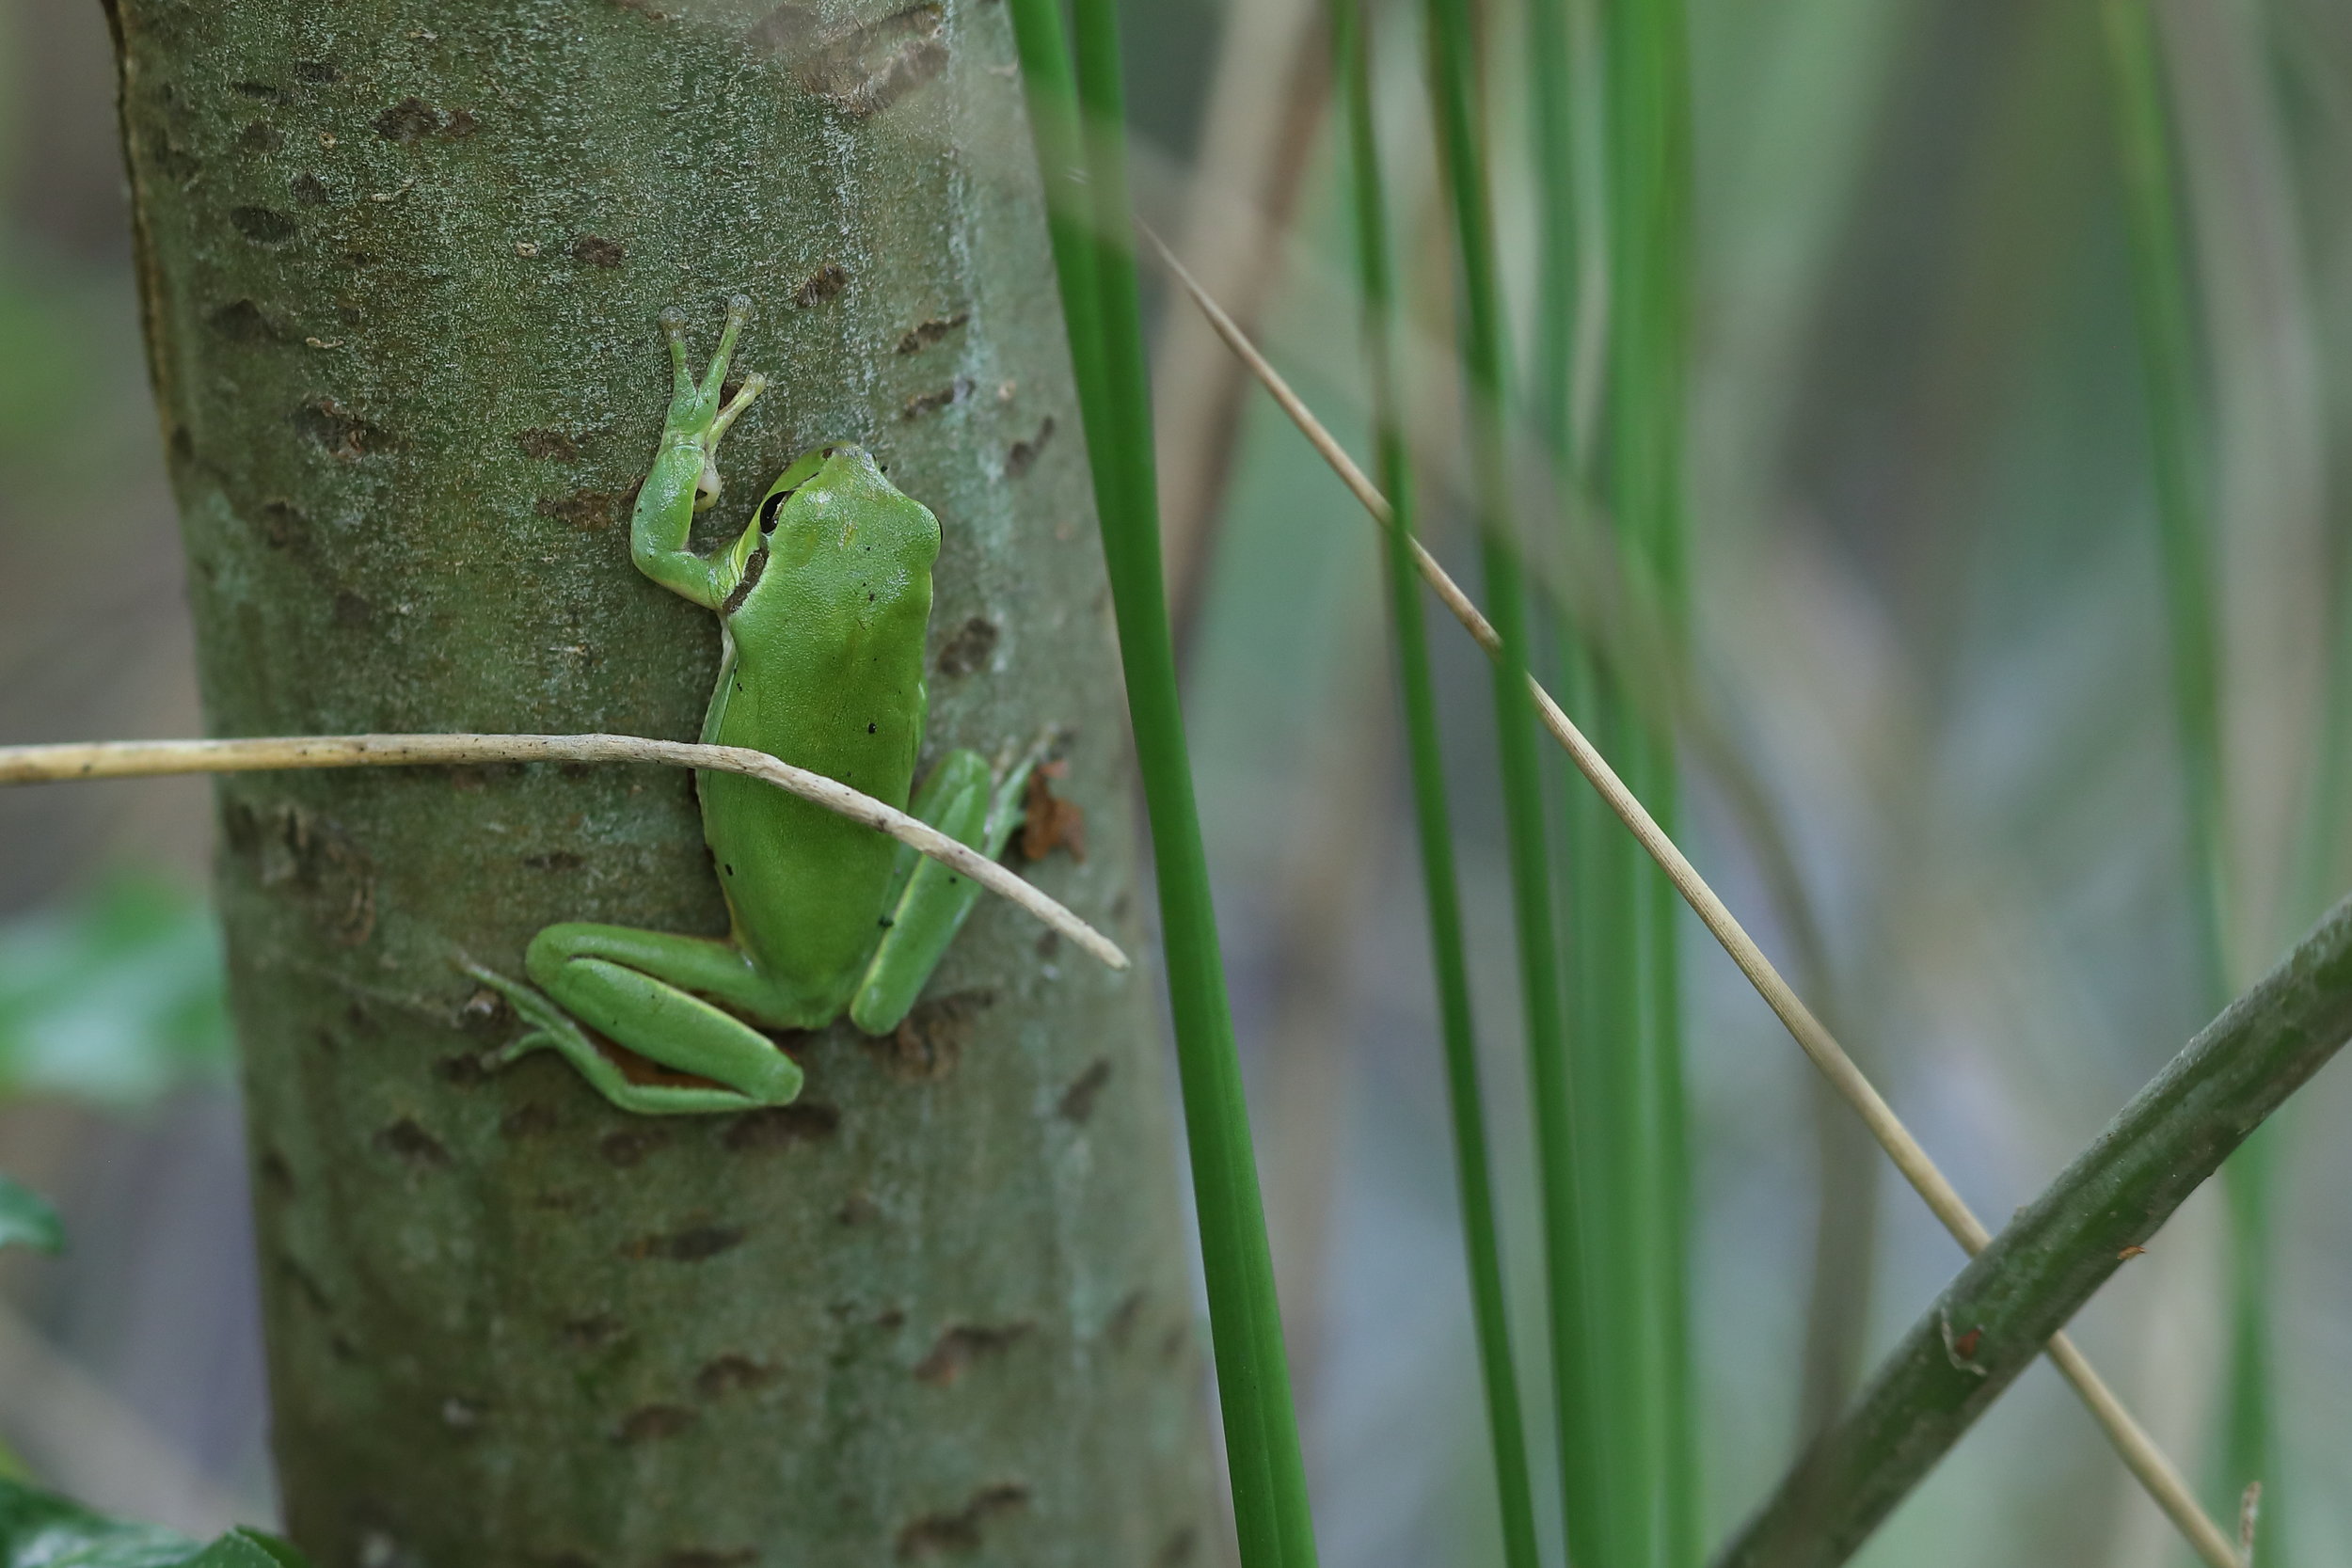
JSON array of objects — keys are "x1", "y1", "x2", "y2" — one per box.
[{"x1": 758, "y1": 488, "x2": 791, "y2": 532}]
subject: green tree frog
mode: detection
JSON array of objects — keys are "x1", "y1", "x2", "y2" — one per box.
[{"x1": 467, "y1": 297, "x2": 1040, "y2": 1115}]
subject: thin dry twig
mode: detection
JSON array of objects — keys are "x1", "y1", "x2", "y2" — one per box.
[
  {"x1": 1149, "y1": 231, "x2": 2243, "y2": 1568},
  {"x1": 0, "y1": 733, "x2": 1128, "y2": 974}
]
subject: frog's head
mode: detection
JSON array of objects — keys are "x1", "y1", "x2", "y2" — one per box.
[{"x1": 753, "y1": 444, "x2": 942, "y2": 578}]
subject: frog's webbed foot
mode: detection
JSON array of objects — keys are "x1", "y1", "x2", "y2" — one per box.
[{"x1": 655, "y1": 295, "x2": 770, "y2": 511}]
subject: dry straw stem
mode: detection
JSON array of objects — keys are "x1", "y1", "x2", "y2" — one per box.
[
  {"x1": 1150, "y1": 234, "x2": 2242, "y2": 1568},
  {"x1": 0, "y1": 733, "x2": 1128, "y2": 974}
]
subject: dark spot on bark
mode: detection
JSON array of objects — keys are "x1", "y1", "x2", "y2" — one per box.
[
  {"x1": 229, "y1": 802, "x2": 375, "y2": 944},
  {"x1": 875, "y1": 1306, "x2": 905, "y2": 1329},
  {"x1": 294, "y1": 59, "x2": 341, "y2": 84},
  {"x1": 615, "y1": 1404, "x2": 697, "y2": 1444},
  {"x1": 373, "y1": 97, "x2": 442, "y2": 141},
  {"x1": 753, "y1": 3, "x2": 949, "y2": 119},
  {"x1": 1057, "y1": 1058, "x2": 1112, "y2": 1123},
  {"x1": 230, "y1": 206, "x2": 298, "y2": 244},
  {"x1": 1021, "y1": 766, "x2": 1087, "y2": 863},
  {"x1": 373, "y1": 1117, "x2": 452, "y2": 1169},
  {"x1": 836, "y1": 1191, "x2": 882, "y2": 1226},
  {"x1": 523, "y1": 850, "x2": 585, "y2": 872},
  {"x1": 291, "y1": 172, "x2": 330, "y2": 206},
  {"x1": 561, "y1": 1314, "x2": 628, "y2": 1351},
  {"x1": 536, "y1": 488, "x2": 625, "y2": 531},
  {"x1": 237, "y1": 120, "x2": 282, "y2": 153},
  {"x1": 900, "y1": 378, "x2": 970, "y2": 420},
  {"x1": 570, "y1": 234, "x2": 626, "y2": 268},
  {"x1": 895, "y1": 310, "x2": 968, "y2": 354},
  {"x1": 1004, "y1": 416, "x2": 1055, "y2": 477},
  {"x1": 869, "y1": 990, "x2": 994, "y2": 1081},
  {"x1": 516, "y1": 428, "x2": 581, "y2": 461},
  {"x1": 278, "y1": 1254, "x2": 332, "y2": 1314},
  {"x1": 1159, "y1": 1322, "x2": 1189, "y2": 1364},
  {"x1": 168, "y1": 426, "x2": 195, "y2": 465},
  {"x1": 599, "y1": 1127, "x2": 667, "y2": 1168},
  {"x1": 257, "y1": 1148, "x2": 295, "y2": 1196},
  {"x1": 1155, "y1": 1527, "x2": 1200, "y2": 1568},
  {"x1": 232, "y1": 81, "x2": 287, "y2": 103},
  {"x1": 208, "y1": 298, "x2": 282, "y2": 344},
  {"x1": 1106, "y1": 1290, "x2": 1146, "y2": 1352},
  {"x1": 934, "y1": 616, "x2": 997, "y2": 677},
  {"x1": 329, "y1": 1334, "x2": 360, "y2": 1363},
  {"x1": 795, "y1": 261, "x2": 850, "y2": 306},
  {"x1": 622, "y1": 1226, "x2": 745, "y2": 1262},
  {"x1": 332, "y1": 590, "x2": 373, "y2": 627},
  {"x1": 914, "y1": 1323, "x2": 1032, "y2": 1386},
  {"x1": 722, "y1": 1101, "x2": 839, "y2": 1151},
  {"x1": 720, "y1": 547, "x2": 768, "y2": 614},
  {"x1": 256, "y1": 499, "x2": 307, "y2": 547},
  {"x1": 294, "y1": 396, "x2": 387, "y2": 460},
  {"x1": 435, "y1": 1052, "x2": 491, "y2": 1085},
  {"x1": 694, "y1": 1354, "x2": 777, "y2": 1399},
  {"x1": 893, "y1": 1483, "x2": 1029, "y2": 1560},
  {"x1": 659, "y1": 1552, "x2": 754, "y2": 1568},
  {"x1": 501, "y1": 1102, "x2": 563, "y2": 1138}
]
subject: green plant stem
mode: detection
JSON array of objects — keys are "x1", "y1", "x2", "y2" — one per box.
[
  {"x1": 1333, "y1": 6, "x2": 1542, "y2": 1566},
  {"x1": 1418, "y1": 4, "x2": 1595, "y2": 1563},
  {"x1": 1601, "y1": 0, "x2": 1701, "y2": 1558},
  {"x1": 1012, "y1": 4, "x2": 1319, "y2": 1564},
  {"x1": 2101, "y1": 1, "x2": 2278, "y2": 1544},
  {"x1": 1714, "y1": 893, "x2": 2352, "y2": 1568},
  {"x1": 1522, "y1": 6, "x2": 1622, "y2": 1561}
]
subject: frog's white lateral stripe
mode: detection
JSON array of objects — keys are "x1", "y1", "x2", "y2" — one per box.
[{"x1": 0, "y1": 734, "x2": 1129, "y2": 973}]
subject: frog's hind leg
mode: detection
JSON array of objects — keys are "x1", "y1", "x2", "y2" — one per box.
[
  {"x1": 849, "y1": 737, "x2": 1049, "y2": 1035},
  {"x1": 464, "y1": 924, "x2": 804, "y2": 1115}
]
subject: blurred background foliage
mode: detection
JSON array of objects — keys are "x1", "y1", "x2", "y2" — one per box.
[{"x1": 2, "y1": 0, "x2": 2349, "y2": 1563}]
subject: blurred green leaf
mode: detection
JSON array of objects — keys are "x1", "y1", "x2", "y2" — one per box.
[
  {"x1": 0, "y1": 1478, "x2": 196, "y2": 1568},
  {"x1": 0, "y1": 872, "x2": 232, "y2": 1105},
  {"x1": 0, "y1": 1479, "x2": 310, "y2": 1568},
  {"x1": 0, "y1": 1174, "x2": 61, "y2": 1255}
]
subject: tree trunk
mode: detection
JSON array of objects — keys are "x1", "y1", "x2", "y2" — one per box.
[{"x1": 102, "y1": 2, "x2": 1212, "y2": 1562}]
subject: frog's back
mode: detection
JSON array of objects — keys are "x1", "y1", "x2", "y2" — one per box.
[{"x1": 698, "y1": 448, "x2": 939, "y2": 1018}]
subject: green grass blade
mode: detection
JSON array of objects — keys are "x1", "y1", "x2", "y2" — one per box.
[
  {"x1": 1715, "y1": 893, "x2": 2352, "y2": 1568},
  {"x1": 1416, "y1": 1, "x2": 1597, "y2": 1560},
  {"x1": 1598, "y1": 0, "x2": 1703, "y2": 1557},
  {"x1": 1009, "y1": 5, "x2": 1318, "y2": 1564},
  {"x1": 2100, "y1": 0, "x2": 2278, "y2": 1541},
  {"x1": 1333, "y1": 6, "x2": 1543, "y2": 1566}
]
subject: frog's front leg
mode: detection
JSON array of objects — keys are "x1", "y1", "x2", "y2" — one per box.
[
  {"x1": 630, "y1": 296, "x2": 771, "y2": 610},
  {"x1": 465, "y1": 926, "x2": 803, "y2": 1115},
  {"x1": 849, "y1": 741, "x2": 1048, "y2": 1034}
]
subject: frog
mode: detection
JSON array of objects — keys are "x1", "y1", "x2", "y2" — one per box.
[{"x1": 465, "y1": 295, "x2": 1041, "y2": 1115}]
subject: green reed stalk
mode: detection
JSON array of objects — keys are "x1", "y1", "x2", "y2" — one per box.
[
  {"x1": 1333, "y1": 6, "x2": 1543, "y2": 1565},
  {"x1": 1009, "y1": 5, "x2": 1318, "y2": 1563},
  {"x1": 1599, "y1": 0, "x2": 1702, "y2": 1558},
  {"x1": 2100, "y1": 0, "x2": 2279, "y2": 1546},
  {"x1": 1523, "y1": 0, "x2": 1639, "y2": 1561},
  {"x1": 1716, "y1": 892, "x2": 2352, "y2": 1568},
  {"x1": 1417, "y1": 2, "x2": 1599, "y2": 1562}
]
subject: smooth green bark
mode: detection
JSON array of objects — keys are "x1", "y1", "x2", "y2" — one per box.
[
  {"x1": 1717, "y1": 893, "x2": 2352, "y2": 1568},
  {"x1": 103, "y1": 2, "x2": 1211, "y2": 1562}
]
